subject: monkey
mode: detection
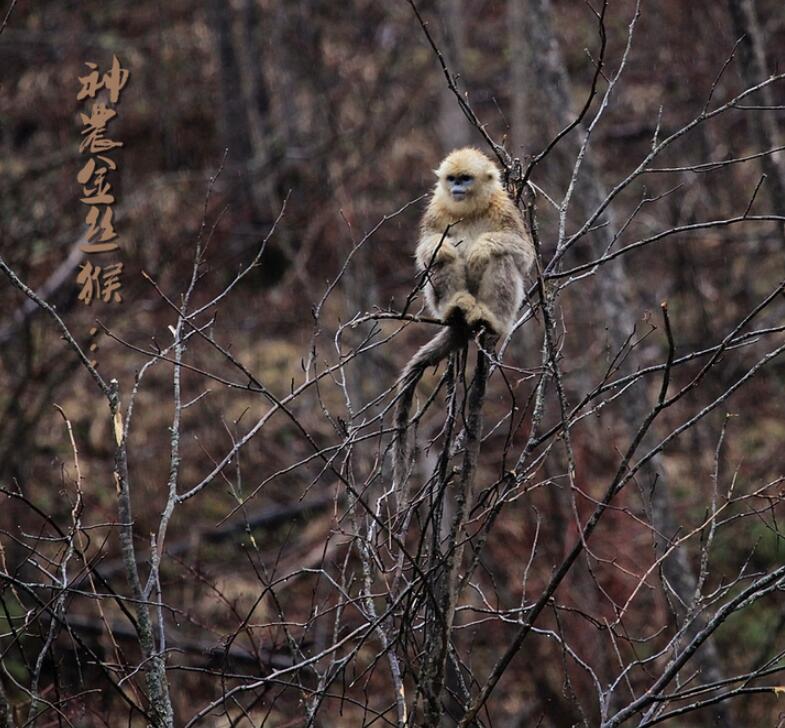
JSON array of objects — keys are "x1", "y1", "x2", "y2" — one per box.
[
  {"x1": 416, "y1": 147, "x2": 535, "y2": 334},
  {"x1": 393, "y1": 147, "x2": 535, "y2": 493}
]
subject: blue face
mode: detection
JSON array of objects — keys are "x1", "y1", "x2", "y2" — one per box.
[{"x1": 446, "y1": 173, "x2": 474, "y2": 201}]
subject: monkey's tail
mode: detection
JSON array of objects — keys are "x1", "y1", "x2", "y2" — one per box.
[{"x1": 392, "y1": 325, "x2": 466, "y2": 497}]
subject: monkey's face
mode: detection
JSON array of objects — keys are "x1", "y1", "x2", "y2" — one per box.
[
  {"x1": 435, "y1": 147, "x2": 500, "y2": 215},
  {"x1": 445, "y1": 173, "x2": 474, "y2": 202}
]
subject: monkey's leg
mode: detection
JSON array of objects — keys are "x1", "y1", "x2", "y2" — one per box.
[
  {"x1": 426, "y1": 258, "x2": 477, "y2": 325},
  {"x1": 469, "y1": 255, "x2": 523, "y2": 336}
]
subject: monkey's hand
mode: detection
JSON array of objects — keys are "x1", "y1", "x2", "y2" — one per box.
[
  {"x1": 432, "y1": 238, "x2": 459, "y2": 265},
  {"x1": 417, "y1": 235, "x2": 459, "y2": 270}
]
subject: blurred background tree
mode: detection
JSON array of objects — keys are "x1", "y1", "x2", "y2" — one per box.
[{"x1": 1, "y1": 0, "x2": 785, "y2": 725}]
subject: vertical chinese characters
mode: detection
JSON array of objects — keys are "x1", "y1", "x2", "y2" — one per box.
[{"x1": 75, "y1": 56, "x2": 129, "y2": 305}]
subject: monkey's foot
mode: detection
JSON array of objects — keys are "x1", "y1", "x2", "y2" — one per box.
[
  {"x1": 442, "y1": 292, "x2": 477, "y2": 326},
  {"x1": 465, "y1": 303, "x2": 504, "y2": 337}
]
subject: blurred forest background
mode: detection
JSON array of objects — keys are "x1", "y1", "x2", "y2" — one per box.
[{"x1": 1, "y1": 0, "x2": 785, "y2": 726}]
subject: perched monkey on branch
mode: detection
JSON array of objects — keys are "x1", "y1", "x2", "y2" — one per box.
[{"x1": 393, "y1": 147, "x2": 535, "y2": 490}]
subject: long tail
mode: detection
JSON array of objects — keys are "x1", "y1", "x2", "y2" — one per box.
[{"x1": 393, "y1": 325, "x2": 466, "y2": 495}]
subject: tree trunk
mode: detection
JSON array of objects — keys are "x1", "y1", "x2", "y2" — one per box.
[
  {"x1": 437, "y1": 0, "x2": 472, "y2": 151},
  {"x1": 208, "y1": 0, "x2": 263, "y2": 224},
  {"x1": 510, "y1": 0, "x2": 731, "y2": 724},
  {"x1": 727, "y1": 0, "x2": 785, "y2": 216}
]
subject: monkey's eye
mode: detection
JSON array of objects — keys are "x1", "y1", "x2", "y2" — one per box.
[
  {"x1": 446, "y1": 175, "x2": 455, "y2": 182},
  {"x1": 459, "y1": 174, "x2": 473, "y2": 183}
]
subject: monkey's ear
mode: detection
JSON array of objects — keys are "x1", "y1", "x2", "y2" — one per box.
[{"x1": 432, "y1": 169, "x2": 440, "y2": 177}]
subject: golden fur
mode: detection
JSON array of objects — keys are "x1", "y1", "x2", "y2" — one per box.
[
  {"x1": 393, "y1": 148, "x2": 535, "y2": 493},
  {"x1": 415, "y1": 147, "x2": 534, "y2": 335}
]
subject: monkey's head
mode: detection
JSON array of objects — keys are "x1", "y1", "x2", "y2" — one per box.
[{"x1": 434, "y1": 147, "x2": 501, "y2": 216}]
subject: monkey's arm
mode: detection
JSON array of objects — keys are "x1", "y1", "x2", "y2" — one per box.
[
  {"x1": 470, "y1": 231, "x2": 534, "y2": 268},
  {"x1": 467, "y1": 231, "x2": 534, "y2": 285},
  {"x1": 469, "y1": 198, "x2": 534, "y2": 271},
  {"x1": 415, "y1": 231, "x2": 460, "y2": 271}
]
